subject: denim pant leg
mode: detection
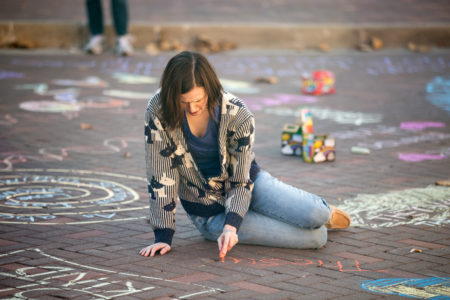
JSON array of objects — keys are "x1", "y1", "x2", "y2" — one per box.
[
  {"x1": 189, "y1": 212, "x2": 328, "y2": 249},
  {"x1": 86, "y1": 0, "x2": 104, "y2": 35},
  {"x1": 251, "y1": 170, "x2": 330, "y2": 229},
  {"x1": 189, "y1": 170, "x2": 330, "y2": 249},
  {"x1": 111, "y1": 0, "x2": 128, "y2": 36}
]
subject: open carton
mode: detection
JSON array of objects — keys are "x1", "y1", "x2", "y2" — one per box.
[{"x1": 281, "y1": 108, "x2": 335, "y2": 163}]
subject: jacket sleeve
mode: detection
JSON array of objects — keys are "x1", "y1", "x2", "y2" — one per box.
[
  {"x1": 145, "y1": 109, "x2": 179, "y2": 246},
  {"x1": 225, "y1": 115, "x2": 255, "y2": 231}
]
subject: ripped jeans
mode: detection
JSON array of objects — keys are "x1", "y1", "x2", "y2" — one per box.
[{"x1": 189, "y1": 170, "x2": 331, "y2": 249}]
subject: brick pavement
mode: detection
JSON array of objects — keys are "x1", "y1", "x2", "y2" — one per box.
[{"x1": 0, "y1": 49, "x2": 449, "y2": 299}]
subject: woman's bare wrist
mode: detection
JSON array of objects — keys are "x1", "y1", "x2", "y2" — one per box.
[{"x1": 223, "y1": 225, "x2": 237, "y2": 233}]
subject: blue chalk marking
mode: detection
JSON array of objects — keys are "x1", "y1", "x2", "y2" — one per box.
[
  {"x1": 426, "y1": 76, "x2": 450, "y2": 113},
  {"x1": 0, "y1": 69, "x2": 24, "y2": 80},
  {"x1": 361, "y1": 277, "x2": 450, "y2": 299}
]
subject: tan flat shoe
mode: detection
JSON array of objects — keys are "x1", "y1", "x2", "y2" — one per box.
[{"x1": 326, "y1": 205, "x2": 351, "y2": 229}]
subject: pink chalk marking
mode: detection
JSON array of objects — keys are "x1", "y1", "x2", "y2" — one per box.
[
  {"x1": 223, "y1": 256, "x2": 368, "y2": 272},
  {"x1": 273, "y1": 93, "x2": 317, "y2": 104},
  {"x1": 400, "y1": 122, "x2": 445, "y2": 131},
  {"x1": 245, "y1": 93, "x2": 317, "y2": 111},
  {"x1": 398, "y1": 153, "x2": 446, "y2": 162}
]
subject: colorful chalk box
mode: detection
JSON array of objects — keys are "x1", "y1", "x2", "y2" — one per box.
[
  {"x1": 301, "y1": 70, "x2": 335, "y2": 96},
  {"x1": 281, "y1": 108, "x2": 336, "y2": 163}
]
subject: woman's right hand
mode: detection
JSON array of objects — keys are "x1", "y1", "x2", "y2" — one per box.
[{"x1": 139, "y1": 242, "x2": 171, "y2": 257}]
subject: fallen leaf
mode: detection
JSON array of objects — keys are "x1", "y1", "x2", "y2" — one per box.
[
  {"x1": 407, "y1": 42, "x2": 417, "y2": 52},
  {"x1": 80, "y1": 123, "x2": 92, "y2": 130},
  {"x1": 357, "y1": 43, "x2": 372, "y2": 52},
  {"x1": 124, "y1": 152, "x2": 132, "y2": 158},
  {"x1": 370, "y1": 36, "x2": 383, "y2": 50},
  {"x1": 255, "y1": 76, "x2": 279, "y2": 84},
  {"x1": 410, "y1": 248, "x2": 422, "y2": 253},
  {"x1": 418, "y1": 45, "x2": 431, "y2": 53},
  {"x1": 145, "y1": 43, "x2": 160, "y2": 56},
  {"x1": 407, "y1": 42, "x2": 431, "y2": 53},
  {"x1": 318, "y1": 43, "x2": 330, "y2": 52},
  {"x1": 219, "y1": 40, "x2": 237, "y2": 51},
  {"x1": 194, "y1": 34, "x2": 237, "y2": 53}
]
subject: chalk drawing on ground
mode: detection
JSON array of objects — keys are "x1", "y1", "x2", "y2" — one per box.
[
  {"x1": 361, "y1": 277, "x2": 450, "y2": 299},
  {"x1": 339, "y1": 185, "x2": 450, "y2": 228},
  {"x1": 221, "y1": 78, "x2": 260, "y2": 94},
  {"x1": 0, "y1": 153, "x2": 55, "y2": 171},
  {"x1": 356, "y1": 132, "x2": 450, "y2": 150},
  {"x1": 401, "y1": 122, "x2": 446, "y2": 131},
  {"x1": 330, "y1": 125, "x2": 450, "y2": 157},
  {"x1": 16, "y1": 83, "x2": 48, "y2": 94},
  {"x1": 220, "y1": 256, "x2": 369, "y2": 273},
  {"x1": 19, "y1": 100, "x2": 81, "y2": 113},
  {"x1": 0, "y1": 169, "x2": 148, "y2": 225},
  {"x1": 0, "y1": 137, "x2": 141, "y2": 170},
  {"x1": 398, "y1": 147, "x2": 450, "y2": 162},
  {"x1": 0, "y1": 248, "x2": 223, "y2": 299},
  {"x1": 112, "y1": 72, "x2": 158, "y2": 84},
  {"x1": 244, "y1": 93, "x2": 317, "y2": 111},
  {"x1": 264, "y1": 107, "x2": 383, "y2": 125},
  {"x1": 19, "y1": 97, "x2": 129, "y2": 113},
  {"x1": 38, "y1": 136, "x2": 141, "y2": 161},
  {"x1": 0, "y1": 69, "x2": 24, "y2": 80},
  {"x1": 0, "y1": 114, "x2": 18, "y2": 126},
  {"x1": 52, "y1": 76, "x2": 108, "y2": 88},
  {"x1": 426, "y1": 76, "x2": 450, "y2": 113},
  {"x1": 331, "y1": 125, "x2": 409, "y2": 139},
  {"x1": 103, "y1": 89, "x2": 153, "y2": 99},
  {"x1": 10, "y1": 55, "x2": 450, "y2": 77},
  {"x1": 398, "y1": 153, "x2": 447, "y2": 162}
]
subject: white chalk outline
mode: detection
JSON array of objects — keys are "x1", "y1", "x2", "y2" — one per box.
[
  {"x1": 0, "y1": 169, "x2": 149, "y2": 225},
  {"x1": 0, "y1": 248, "x2": 224, "y2": 299}
]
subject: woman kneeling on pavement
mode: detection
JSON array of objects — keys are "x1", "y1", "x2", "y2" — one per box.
[{"x1": 139, "y1": 51, "x2": 351, "y2": 259}]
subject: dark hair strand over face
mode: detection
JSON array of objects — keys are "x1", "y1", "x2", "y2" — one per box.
[{"x1": 159, "y1": 51, "x2": 223, "y2": 130}]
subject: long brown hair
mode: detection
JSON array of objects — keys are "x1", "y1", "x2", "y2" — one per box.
[{"x1": 159, "y1": 51, "x2": 223, "y2": 130}]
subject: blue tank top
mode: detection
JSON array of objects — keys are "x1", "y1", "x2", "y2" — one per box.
[{"x1": 183, "y1": 106, "x2": 221, "y2": 178}]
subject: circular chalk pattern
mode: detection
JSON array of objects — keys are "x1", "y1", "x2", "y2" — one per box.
[{"x1": 0, "y1": 169, "x2": 148, "y2": 224}]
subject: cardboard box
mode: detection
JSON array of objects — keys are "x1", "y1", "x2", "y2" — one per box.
[
  {"x1": 303, "y1": 134, "x2": 336, "y2": 163},
  {"x1": 281, "y1": 123, "x2": 303, "y2": 156},
  {"x1": 281, "y1": 108, "x2": 335, "y2": 163}
]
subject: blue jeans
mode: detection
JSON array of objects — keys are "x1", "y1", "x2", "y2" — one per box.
[{"x1": 189, "y1": 170, "x2": 331, "y2": 249}]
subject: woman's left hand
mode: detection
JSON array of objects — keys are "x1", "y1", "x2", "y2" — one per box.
[{"x1": 217, "y1": 225, "x2": 238, "y2": 260}]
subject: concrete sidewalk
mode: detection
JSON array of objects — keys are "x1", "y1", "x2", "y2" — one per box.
[{"x1": 1, "y1": 0, "x2": 450, "y2": 50}]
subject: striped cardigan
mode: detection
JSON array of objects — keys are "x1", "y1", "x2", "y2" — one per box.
[{"x1": 145, "y1": 91, "x2": 256, "y2": 245}]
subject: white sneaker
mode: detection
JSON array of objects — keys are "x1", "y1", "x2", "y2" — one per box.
[
  {"x1": 116, "y1": 35, "x2": 134, "y2": 56},
  {"x1": 84, "y1": 35, "x2": 104, "y2": 55}
]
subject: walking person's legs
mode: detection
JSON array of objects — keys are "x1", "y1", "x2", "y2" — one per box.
[
  {"x1": 86, "y1": 0, "x2": 104, "y2": 35},
  {"x1": 85, "y1": 0, "x2": 105, "y2": 54},
  {"x1": 112, "y1": 0, "x2": 134, "y2": 55},
  {"x1": 111, "y1": 0, "x2": 128, "y2": 36}
]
